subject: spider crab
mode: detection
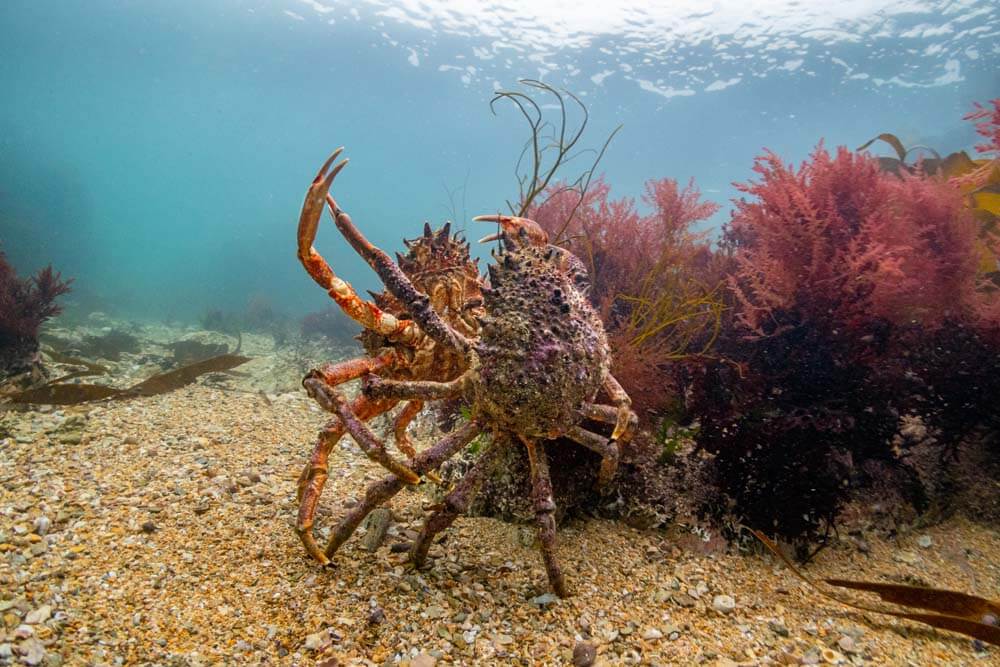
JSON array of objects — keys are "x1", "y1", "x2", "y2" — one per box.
[{"x1": 294, "y1": 148, "x2": 637, "y2": 596}]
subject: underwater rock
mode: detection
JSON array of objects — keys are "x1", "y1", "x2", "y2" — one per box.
[
  {"x1": 78, "y1": 330, "x2": 140, "y2": 361},
  {"x1": 360, "y1": 508, "x2": 392, "y2": 551},
  {"x1": 164, "y1": 338, "x2": 231, "y2": 365}
]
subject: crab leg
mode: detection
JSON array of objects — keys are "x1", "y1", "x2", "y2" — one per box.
[
  {"x1": 296, "y1": 394, "x2": 397, "y2": 564},
  {"x1": 298, "y1": 149, "x2": 419, "y2": 344},
  {"x1": 306, "y1": 349, "x2": 402, "y2": 390},
  {"x1": 313, "y1": 150, "x2": 471, "y2": 354},
  {"x1": 392, "y1": 399, "x2": 446, "y2": 484},
  {"x1": 522, "y1": 436, "x2": 569, "y2": 598},
  {"x1": 578, "y1": 402, "x2": 639, "y2": 443},
  {"x1": 325, "y1": 420, "x2": 483, "y2": 558},
  {"x1": 392, "y1": 399, "x2": 424, "y2": 460},
  {"x1": 304, "y1": 377, "x2": 422, "y2": 485},
  {"x1": 410, "y1": 437, "x2": 503, "y2": 567},
  {"x1": 565, "y1": 425, "x2": 620, "y2": 489},
  {"x1": 571, "y1": 376, "x2": 637, "y2": 487},
  {"x1": 362, "y1": 370, "x2": 472, "y2": 402},
  {"x1": 298, "y1": 351, "x2": 401, "y2": 501},
  {"x1": 600, "y1": 373, "x2": 634, "y2": 442}
]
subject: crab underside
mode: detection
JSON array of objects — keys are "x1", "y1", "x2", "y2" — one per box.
[{"x1": 293, "y1": 148, "x2": 636, "y2": 596}]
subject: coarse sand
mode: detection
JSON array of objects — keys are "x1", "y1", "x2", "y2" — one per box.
[{"x1": 1, "y1": 385, "x2": 997, "y2": 666}]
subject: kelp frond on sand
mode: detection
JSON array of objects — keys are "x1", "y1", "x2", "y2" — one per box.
[
  {"x1": 753, "y1": 529, "x2": 1000, "y2": 647},
  {"x1": 5, "y1": 351, "x2": 250, "y2": 405}
]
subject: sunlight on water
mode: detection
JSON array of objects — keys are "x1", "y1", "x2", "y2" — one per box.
[
  {"x1": 292, "y1": 0, "x2": 997, "y2": 94},
  {"x1": 0, "y1": 0, "x2": 996, "y2": 319}
]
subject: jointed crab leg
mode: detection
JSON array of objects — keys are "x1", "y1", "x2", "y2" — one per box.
[
  {"x1": 297, "y1": 352, "x2": 402, "y2": 497},
  {"x1": 410, "y1": 437, "x2": 503, "y2": 567},
  {"x1": 565, "y1": 425, "x2": 621, "y2": 488},
  {"x1": 578, "y1": 401, "x2": 639, "y2": 442},
  {"x1": 570, "y1": 377, "x2": 637, "y2": 487},
  {"x1": 392, "y1": 399, "x2": 425, "y2": 460},
  {"x1": 299, "y1": 149, "x2": 419, "y2": 344},
  {"x1": 391, "y1": 399, "x2": 446, "y2": 485},
  {"x1": 522, "y1": 436, "x2": 569, "y2": 598},
  {"x1": 313, "y1": 149, "x2": 472, "y2": 354},
  {"x1": 601, "y1": 373, "x2": 634, "y2": 442},
  {"x1": 306, "y1": 350, "x2": 402, "y2": 389},
  {"x1": 296, "y1": 393, "x2": 397, "y2": 564},
  {"x1": 304, "y1": 377, "x2": 422, "y2": 485},
  {"x1": 363, "y1": 370, "x2": 473, "y2": 402},
  {"x1": 325, "y1": 420, "x2": 483, "y2": 558}
]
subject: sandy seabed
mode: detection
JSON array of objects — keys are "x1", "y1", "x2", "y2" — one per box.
[{"x1": 1, "y1": 380, "x2": 998, "y2": 666}]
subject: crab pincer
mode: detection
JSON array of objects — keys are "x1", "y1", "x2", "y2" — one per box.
[{"x1": 472, "y1": 214, "x2": 550, "y2": 246}]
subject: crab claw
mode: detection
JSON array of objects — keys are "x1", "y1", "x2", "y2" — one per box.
[
  {"x1": 298, "y1": 148, "x2": 349, "y2": 288},
  {"x1": 472, "y1": 215, "x2": 549, "y2": 247}
]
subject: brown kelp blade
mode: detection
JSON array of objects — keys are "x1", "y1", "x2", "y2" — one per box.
[
  {"x1": 42, "y1": 347, "x2": 110, "y2": 384},
  {"x1": 857, "y1": 133, "x2": 907, "y2": 161},
  {"x1": 124, "y1": 354, "x2": 250, "y2": 397},
  {"x1": 751, "y1": 529, "x2": 1000, "y2": 646},
  {"x1": 7, "y1": 384, "x2": 122, "y2": 405},
  {"x1": 892, "y1": 612, "x2": 1000, "y2": 646},
  {"x1": 6, "y1": 354, "x2": 251, "y2": 405},
  {"x1": 825, "y1": 579, "x2": 1000, "y2": 623}
]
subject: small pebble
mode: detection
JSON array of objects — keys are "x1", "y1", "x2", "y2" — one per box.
[
  {"x1": 530, "y1": 593, "x2": 558, "y2": 607},
  {"x1": 411, "y1": 654, "x2": 436, "y2": 667},
  {"x1": 25, "y1": 606, "x2": 52, "y2": 625},
  {"x1": 712, "y1": 594, "x2": 736, "y2": 614},
  {"x1": 917, "y1": 535, "x2": 932, "y2": 548},
  {"x1": 821, "y1": 647, "x2": 845, "y2": 663},
  {"x1": 768, "y1": 620, "x2": 789, "y2": 637},
  {"x1": 32, "y1": 516, "x2": 51, "y2": 536},
  {"x1": 424, "y1": 605, "x2": 446, "y2": 619},
  {"x1": 303, "y1": 630, "x2": 327, "y2": 651},
  {"x1": 673, "y1": 593, "x2": 696, "y2": 608},
  {"x1": 572, "y1": 641, "x2": 596, "y2": 667}
]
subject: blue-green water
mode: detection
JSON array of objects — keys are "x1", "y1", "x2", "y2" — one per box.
[{"x1": 1, "y1": 0, "x2": 997, "y2": 322}]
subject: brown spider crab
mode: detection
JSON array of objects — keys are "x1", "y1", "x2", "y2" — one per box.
[{"x1": 294, "y1": 147, "x2": 637, "y2": 596}]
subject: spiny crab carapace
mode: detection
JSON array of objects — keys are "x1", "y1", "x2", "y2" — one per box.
[{"x1": 294, "y1": 147, "x2": 637, "y2": 596}]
